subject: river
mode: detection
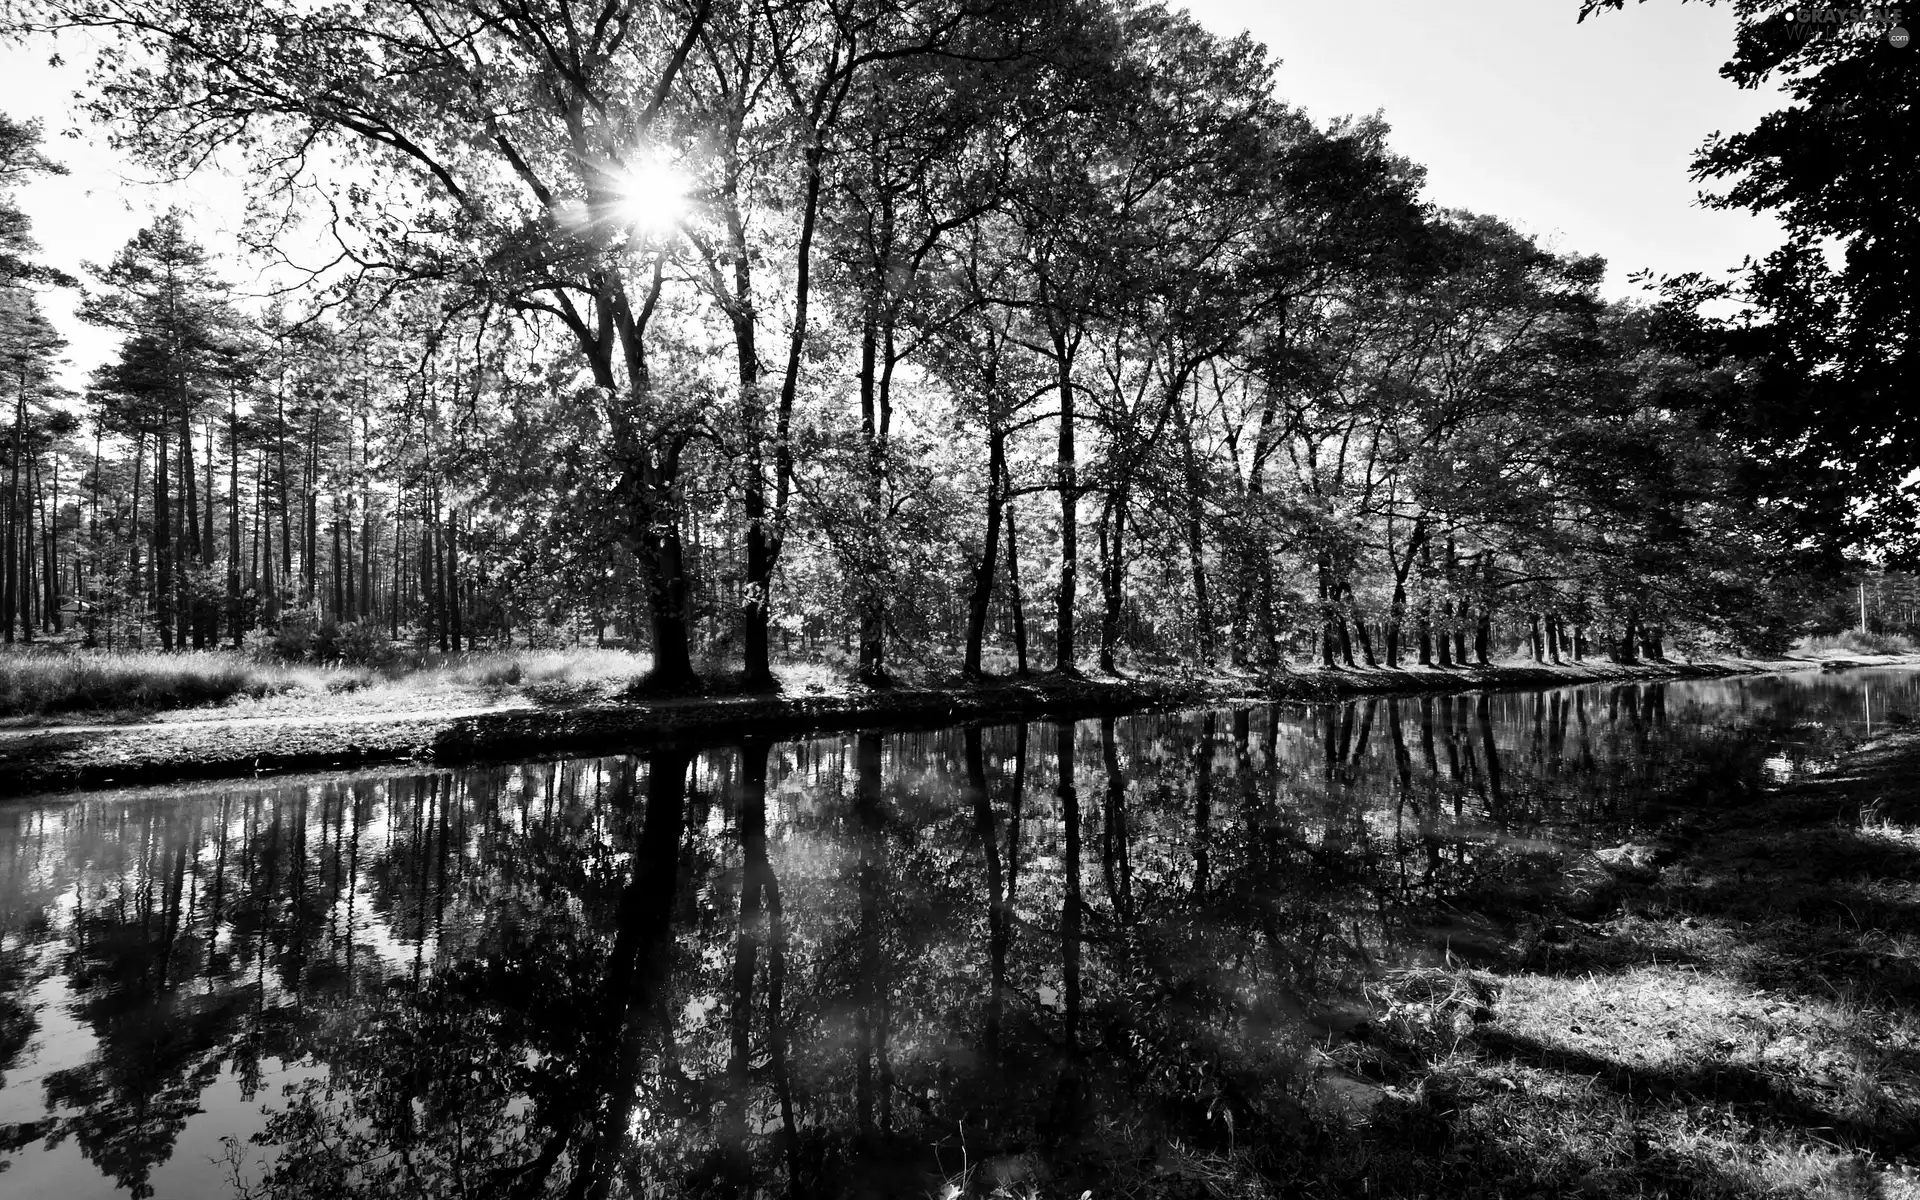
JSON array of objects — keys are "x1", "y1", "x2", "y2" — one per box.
[{"x1": 0, "y1": 667, "x2": 1914, "y2": 1199}]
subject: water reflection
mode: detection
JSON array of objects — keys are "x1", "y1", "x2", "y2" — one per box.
[{"x1": 0, "y1": 669, "x2": 1912, "y2": 1199}]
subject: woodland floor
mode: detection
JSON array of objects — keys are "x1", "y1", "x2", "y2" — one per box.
[
  {"x1": 1249, "y1": 726, "x2": 1920, "y2": 1200},
  {"x1": 0, "y1": 653, "x2": 1840, "y2": 796}
]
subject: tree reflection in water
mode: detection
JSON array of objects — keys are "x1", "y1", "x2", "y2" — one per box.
[{"x1": 0, "y1": 671, "x2": 1909, "y2": 1199}]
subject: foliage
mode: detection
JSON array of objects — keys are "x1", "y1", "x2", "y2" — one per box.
[
  {"x1": 0, "y1": 0, "x2": 1872, "y2": 691},
  {"x1": 1579, "y1": 0, "x2": 1920, "y2": 561}
]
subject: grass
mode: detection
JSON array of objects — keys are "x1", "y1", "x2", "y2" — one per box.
[
  {"x1": 0, "y1": 645, "x2": 966, "y2": 721},
  {"x1": 1800, "y1": 629, "x2": 1919, "y2": 657},
  {"x1": 1284, "y1": 731, "x2": 1920, "y2": 1199},
  {"x1": 0, "y1": 648, "x2": 367, "y2": 718},
  {"x1": 0, "y1": 641, "x2": 1798, "y2": 727},
  {"x1": 0, "y1": 645, "x2": 656, "y2": 719},
  {"x1": 953, "y1": 732, "x2": 1920, "y2": 1200}
]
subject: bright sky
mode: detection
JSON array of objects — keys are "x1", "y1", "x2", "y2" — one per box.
[
  {"x1": 0, "y1": 1, "x2": 1786, "y2": 385},
  {"x1": 1180, "y1": 0, "x2": 1786, "y2": 288}
]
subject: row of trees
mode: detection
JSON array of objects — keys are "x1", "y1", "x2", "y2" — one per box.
[
  {"x1": 1, "y1": 0, "x2": 1875, "y2": 681},
  {"x1": 2, "y1": 113, "x2": 72, "y2": 646}
]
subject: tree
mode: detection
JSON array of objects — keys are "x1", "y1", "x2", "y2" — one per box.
[
  {"x1": 81, "y1": 212, "x2": 235, "y2": 648},
  {"x1": 0, "y1": 111, "x2": 72, "y2": 289},
  {"x1": 42, "y1": 0, "x2": 730, "y2": 685},
  {"x1": 1578, "y1": 0, "x2": 1919, "y2": 558},
  {"x1": 1, "y1": 289, "x2": 67, "y2": 642}
]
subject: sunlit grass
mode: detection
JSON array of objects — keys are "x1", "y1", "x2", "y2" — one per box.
[
  {"x1": 0, "y1": 647, "x2": 360, "y2": 718},
  {"x1": 0, "y1": 645, "x2": 656, "y2": 719},
  {"x1": 1801, "y1": 629, "x2": 1919, "y2": 657}
]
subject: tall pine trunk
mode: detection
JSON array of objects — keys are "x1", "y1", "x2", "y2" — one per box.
[
  {"x1": 154, "y1": 425, "x2": 173, "y2": 650},
  {"x1": 2, "y1": 372, "x2": 22, "y2": 643},
  {"x1": 227, "y1": 395, "x2": 241, "y2": 646}
]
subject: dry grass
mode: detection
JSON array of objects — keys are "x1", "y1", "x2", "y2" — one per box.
[
  {"x1": 1801, "y1": 630, "x2": 1919, "y2": 657},
  {"x1": 0, "y1": 645, "x2": 935, "y2": 721},
  {"x1": 0, "y1": 645, "x2": 657, "y2": 719},
  {"x1": 432, "y1": 646, "x2": 652, "y2": 690},
  {"x1": 0, "y1": 647, "x2": 371, "y2": 718}
]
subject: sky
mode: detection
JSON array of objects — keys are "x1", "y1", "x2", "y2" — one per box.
[{"x1": 0, "y1": 0, "x2": 1787, "y2": 385}]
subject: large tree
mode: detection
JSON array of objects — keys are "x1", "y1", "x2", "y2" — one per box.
[
  {"x1": 38, "y1": 0, "x2": 737, "y2": 685},
  {"x1": 1579, "y1": 0, "x2": 1919, "y2": 558}
]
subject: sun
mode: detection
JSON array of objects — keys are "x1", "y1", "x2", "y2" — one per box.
[{"x1": 610, "y1": 157, "x2": 691, "y2": 236}]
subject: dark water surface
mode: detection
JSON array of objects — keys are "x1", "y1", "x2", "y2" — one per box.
[{"x1": 2, "y1": 668, "x2": 1915, "y2": 1199}]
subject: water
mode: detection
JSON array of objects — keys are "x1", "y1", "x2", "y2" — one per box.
[{"x1": 0, "y1": 668, "x2": 1913, "y2": 1199}]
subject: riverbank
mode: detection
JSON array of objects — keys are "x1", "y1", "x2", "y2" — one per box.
[
  {"x1": 1274, "y1": 727, "x2": 1920, "y2": 1199},
  {"x1": 0, "y1": 653, "x2": 1829, "y2": 796}
]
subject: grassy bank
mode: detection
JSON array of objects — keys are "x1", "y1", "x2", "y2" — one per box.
[
  {"x1": 1234, "y1": 729, "x2": 1920, "y2": 1200},
  {"x1": 0, "y1": 654, "x2": 1810, "y2": 794},
  {"x1": 0, "y1": 645, "x2": 656, "y2": 720},
  {"x1": 0, "y1": 643, "x2": 1812, "y2": 723}
]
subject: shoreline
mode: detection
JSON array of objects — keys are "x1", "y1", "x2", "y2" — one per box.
[{"x1": 0, "y1": 655, "x2": 1841, "y2": 798}]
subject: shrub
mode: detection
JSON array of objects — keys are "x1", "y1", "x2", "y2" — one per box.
[
  {"x1": 269, "y1": 609, "x2": 323, "y2": 662},
  {"x1": 333, "y1": 621, "x2": 399, "y2": 668}
]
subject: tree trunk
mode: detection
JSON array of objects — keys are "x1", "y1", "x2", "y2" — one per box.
[
  {"x1": 1347, "y1": 588, "x2": 1377, "y2": 668},
  {"x1": 302, "y1": 411, "x2": 319, "y2": 610},
  {"x1": 155, "y1": 425, "x2": 173, "y2": 650},
  {"x1": 1386, "y1": 575, "x2": 1409, "y2": 668},
  {"x1": 41, "y1": 453, "x2": 60, "y2": 633},
  {"x1": 1317, "y1": 552, "x2": 1338, "y2": 668},
  {"x1": 622, "y1": 489, "x2": 698, "y2": 691},
  {"x1": 1098, "y1": 488, "x2": 1128, "y2": 675},
  {"x1": 227, "y1": 393, "x2": 242, "y2": 646},
  {"x1": 1053, "y1": 331, "x2": 1078, "y2": 675},
  {"x1": 446, "y1": 505, "x2": 462, "y2": 653},
  {"x1": 1005, "y1": 494, "x2": 1029, "y2": 676},
  {"x1": 18, "y1": 461, "x2": 35, "y2": 641},
  {"x1": 1177, "y1": 388, "x2": 1213, "y2": 667},
  {"x1": 735, "y1": 296, "x2": 774, "y2": 688},
  {"x1": 2, "y1": 374, "x2": 21, "y2": 644},
  {"x1": 1617, "y1": 611, "x2": 1640, "y2": 664},
  {"x1": 359, "y1": 413, "x2": 374, "y2": 621},
  {"x1": 963, "y1": 431, "x2": 1007, "y2": 680},
  {"x1": 330, "y1": 510, "x2": 344, "y2": 621},
  {"x1": 277, "y1": 393, "x2": 292, "y2": 606}
]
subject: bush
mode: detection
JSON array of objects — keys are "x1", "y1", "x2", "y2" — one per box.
[
  {"x1": 265, "y1": 609, "x2": 324, "y2": 662},
  {"x1": 333, "y1": 621, "x2": 400, "y2": 667}
]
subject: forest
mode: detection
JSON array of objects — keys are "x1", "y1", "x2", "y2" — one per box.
[
  {"x1": 3, "y1": 4, "x2": 1920, "y2": 1198},
  {"x1": 0, "y1": 0, "x2": 1912, "y2": 697}
]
